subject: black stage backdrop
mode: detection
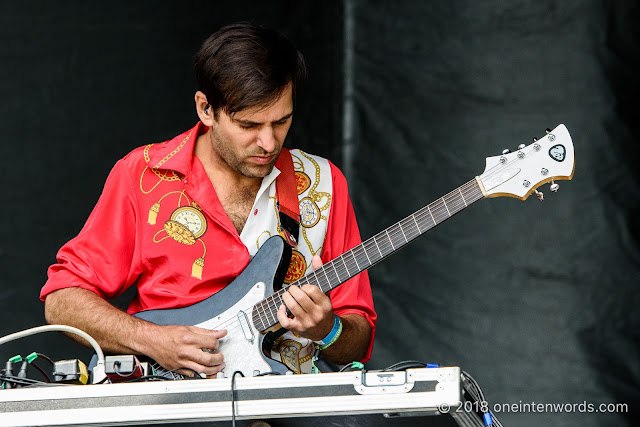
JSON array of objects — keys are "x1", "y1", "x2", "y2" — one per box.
[{"x1": 1, "y1": 1, "x2": 638, "y2": 426}]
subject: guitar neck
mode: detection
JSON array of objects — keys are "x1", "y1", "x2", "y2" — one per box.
[{"x1": 253, "y1": 177, "x2": 486, "y2": 331}]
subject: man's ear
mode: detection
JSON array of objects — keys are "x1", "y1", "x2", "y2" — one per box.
[{"x1": 195, "y1": 91, "x2": 214, "y2": 126}]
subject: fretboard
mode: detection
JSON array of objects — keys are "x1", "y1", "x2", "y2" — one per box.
[{"x1": 252, "y1": 178, "x2": 485, "y2": 331}]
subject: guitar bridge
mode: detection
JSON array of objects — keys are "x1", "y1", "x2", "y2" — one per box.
[{"x1": 237, "y1": 310, "x2": 255, "y2": 343}]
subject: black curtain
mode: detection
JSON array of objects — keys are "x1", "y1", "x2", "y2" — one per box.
[
  {"x1": 351, "y1": 1, "x2": 639, "y2": 426},
  {"x1": 1, "y1": 1, "x2": 637, "y2": 426}
]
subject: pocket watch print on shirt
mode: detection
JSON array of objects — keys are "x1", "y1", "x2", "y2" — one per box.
[{"x1": 140, "y1": 137, "x2": 208, "y2": 279}]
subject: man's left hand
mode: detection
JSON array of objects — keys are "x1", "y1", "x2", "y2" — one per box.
[{"x1": 276, "y1": 255, "x2": 335, "y2": 341}]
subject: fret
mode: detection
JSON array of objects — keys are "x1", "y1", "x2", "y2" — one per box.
[
  {"x1": 340, "y1": 255, "x2": 352, "y2": 278},
  {"x1": 353, "y1": 245, "x2": 370, "y2": 269},
  {"x1": 385, "y1": 229, "x2": 395, "y2": 250},
  {"x1": 319, "y1": 266, "x2": 331, "y2": 292},
  {"x1": 373, "y1": 234, "x2": 384, "y2": 258},
  {"x1": 251, "y1": 305, "x2": 264, "y2": 331},
  {"x1": 361, "y1": 242, "x2": 373, "y2": 265},
  {"x1": 263, "y1": 295, "x2": 276, "y2": 326},
  {"x1": 398, "y1": 222, "x2": 408, "y2": 243},
  {"x1": 426, "y1": 205, "x2": 436, "y2": 225},
  {"x1": 411, "y1": 214, "x2": 421, "y2": 234},
  {"x1": 402, "y1": 216, "x2": 419, "y2": 240},
  {"x1": 328, "y1": 261, "x2": 342, "y2": 285},
  {"x1": 430, "y1": 199, "x2": 448, "y2": 223},
  {"x1": 458, "y1": 188, "x2": 467, "y2": 207},
  {"x1": 349, "y1": 248, "x2": 361, "y2": 271},
  {"x1": 273, "y1": 291, "x2": 283, "y2": 314},
  {"x1": 258, "y1": 302, "x2": 268, "y2": 330},
  {"x1": 442, "y1": 197, "x2": 451, "y2": 216},
  {"x1": 306, "y1": 271, "x2": 319, "y2": 288}
]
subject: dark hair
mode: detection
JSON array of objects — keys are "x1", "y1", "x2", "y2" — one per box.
[{"x1": 194, "y1": 22, "x2": 307, "y2": 117}]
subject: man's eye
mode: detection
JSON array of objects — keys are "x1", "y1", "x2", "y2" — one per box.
[{"x1": 239, "y1": 123, "x2": 256, "y2": 129}]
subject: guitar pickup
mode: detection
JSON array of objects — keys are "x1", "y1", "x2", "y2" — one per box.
[{"x1": 237, "y1": 310, "x2": 255, "y2": 343}]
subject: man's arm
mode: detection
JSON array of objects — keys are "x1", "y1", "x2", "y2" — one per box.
[
  {"x1": 44, "y1": 287, "x2": 226, "y2": 377},
  {"x1": 315, "y1": 313, "x2": 371, "y2": 364}
]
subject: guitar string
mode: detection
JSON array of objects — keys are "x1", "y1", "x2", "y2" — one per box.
[{"x1": 188, "y1": 179, "x2": 485, "y2": 336}]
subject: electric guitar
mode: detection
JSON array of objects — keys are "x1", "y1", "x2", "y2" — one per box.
[{"x1": 135, "y1": 124, "x2": 575, "y2": 377}]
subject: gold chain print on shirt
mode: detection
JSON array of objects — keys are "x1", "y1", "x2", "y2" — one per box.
[{"x1": 140, "y1": 130, "x2": 209, "y2": 279}]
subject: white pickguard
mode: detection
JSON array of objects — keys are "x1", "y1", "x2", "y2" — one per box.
[{"x1": 195, "y1": 282, "x2": 271, "y2": 377}]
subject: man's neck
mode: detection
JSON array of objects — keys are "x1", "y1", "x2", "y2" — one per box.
[
  {"x1": 194, "y1": 131, "x2": 261, "y2": 234},
  {"x1": 194, "y1": 131, "x2": 262, "y2": 194}
]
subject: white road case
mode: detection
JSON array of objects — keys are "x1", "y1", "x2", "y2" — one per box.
[{"x1": 0, "y1": 367, "x2": 485, "y2": 426}]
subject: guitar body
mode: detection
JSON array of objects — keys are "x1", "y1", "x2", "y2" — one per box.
[{"x1": 134, "y1": 236, "x2": 292, "y2": 377}]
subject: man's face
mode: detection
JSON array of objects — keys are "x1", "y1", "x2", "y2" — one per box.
[{"x1": 209, "y1": 83, "x2": 293, "y2": 179}]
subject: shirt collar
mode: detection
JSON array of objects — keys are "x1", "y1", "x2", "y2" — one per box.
[
  {"x1": 145, "y1": 121, "x2": 206, "y2": 175},
  {"x1": 257, "y1": 164, "x2": 281, "y2": 200}
]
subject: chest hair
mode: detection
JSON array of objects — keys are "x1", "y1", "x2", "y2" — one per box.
[{"x1": 222, "y1": 186, "x2": 258, "y2": 235}]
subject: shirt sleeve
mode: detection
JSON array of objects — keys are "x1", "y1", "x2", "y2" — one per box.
[
  {"x1": 322, "y1": 161, "x2": 377, "y2": 362},
  {"x1": 40, "y1": 158, "x2": 142, "y2": 301}
]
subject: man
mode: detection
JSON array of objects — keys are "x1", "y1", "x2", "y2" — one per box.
[{"x1": 41, "y1": 22, "x2": 376, "y2": 378}]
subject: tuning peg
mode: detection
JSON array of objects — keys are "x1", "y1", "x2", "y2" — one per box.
[
  {"x1": 545, "y1": 128, "x2": 552, "y2": 134},
  {"x1": 532, "y1": 137, "x2": 538, "y2": 142},
  {"x1": 502, "y1": 148, "x2": 511, "y2": 155},
  {"x1": 517, "y1": 143, "x2": 526, "y2": 150},
  {"x1": 550, "y1": 180, "x2": 559, "y2": 192},
  {"x1": 534, "y1": 190, "x2": 544, "y2": 201}
]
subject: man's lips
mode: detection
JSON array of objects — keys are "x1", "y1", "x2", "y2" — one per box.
[{"x1": 249, "y1": 154, "x2": 276, "y2": 165}]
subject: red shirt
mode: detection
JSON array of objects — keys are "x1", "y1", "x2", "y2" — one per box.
[{"x1": 41, "y1": 122, "x2": 376, "y2": 360}]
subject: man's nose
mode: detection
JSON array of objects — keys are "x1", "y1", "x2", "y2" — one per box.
[{"x1": 256, "y1": 126, "x2": 277, "y2": 153}]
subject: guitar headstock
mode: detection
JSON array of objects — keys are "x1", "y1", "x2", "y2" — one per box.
[{"x1": 478, "y1": 124, "x2": 575, "y2": 200}]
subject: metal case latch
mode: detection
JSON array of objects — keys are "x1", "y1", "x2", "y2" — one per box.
[{"x1": 353, "y1": 370, "x2": 416, "y2": 395}]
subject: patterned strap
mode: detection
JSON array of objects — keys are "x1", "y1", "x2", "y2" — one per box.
[{"x1": 275, "y1": 148, "x2": 300, "y2": 248}]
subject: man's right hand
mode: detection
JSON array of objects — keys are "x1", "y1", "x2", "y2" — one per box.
[{"x1": 143, "y1": 325, "x2": 227, "y2": 378}]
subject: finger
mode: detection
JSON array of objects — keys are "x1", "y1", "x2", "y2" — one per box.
[
  {"x1": 281, "y1": 290, "x2": 304, "y2": 316},
  {"x1": 183, "y1": 350, "x2": 224, "y2": 377},
  {"x1": 189, "y1": 328, "x2": 227, "y2": 351},
  {"x1": 193, "y1": 327, "x2": 227, "y2": 340},
  {"x1": 178, "y1": 361, "x2": 225, "y2": 378},
  {"x1": 311, "y1": 255, "x2": 323, "y2": 270},
  {"x1": 196, "y1": 348, "x2": 225, "y2": 366},
  {"x1": 284, "y1": 286, "x2": 316, "y2": 314},
  {"x1": 212, "y1": 329, "x2": 228, "y2": 339},
  {"x1": 200, "y1": 361, "x2": 226, "y2": 377},
  {"x1": 300, "y1": 284, "x2": 329, "y2": 302},
  {"x1": 277, "y1": 304, "x2": 293, "y2": 328}
]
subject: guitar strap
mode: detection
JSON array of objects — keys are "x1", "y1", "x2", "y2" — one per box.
[{"x1": 274, "y1": 148, "x2": 300, "y2": 249}]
